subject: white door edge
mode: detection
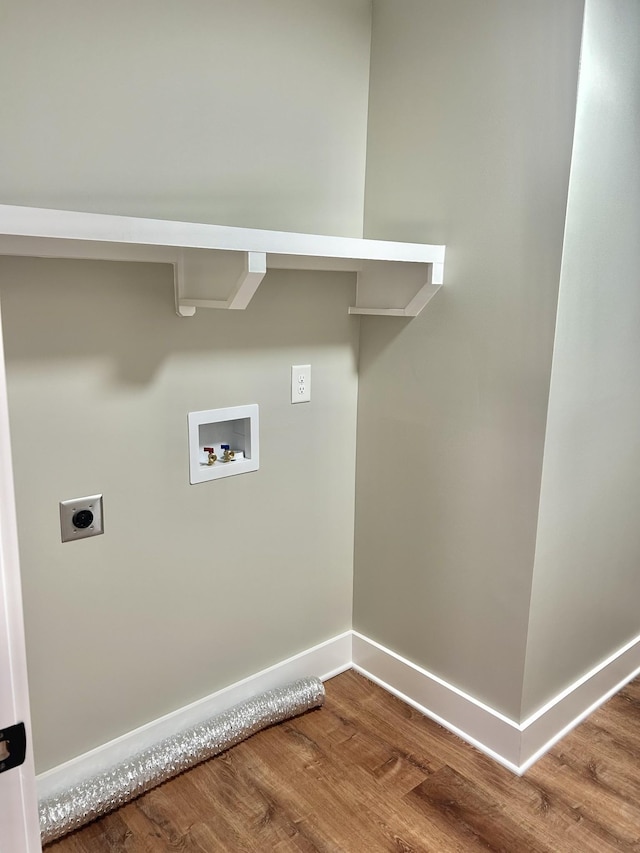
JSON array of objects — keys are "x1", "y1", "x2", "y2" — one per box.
[{"x1": 0, "y1": 293, "x2": 41, "y2": 853}]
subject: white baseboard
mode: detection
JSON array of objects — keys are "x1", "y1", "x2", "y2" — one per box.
[
  {"x1": 38, "y1": 627, "x2": 640, "y2": 796},
  {"x1": 352, "y1": 631, "x2": 523, "y2": 773},
  {"x1": 37, "y1": 630, "x2": 352, "y2": 799},
  {"x1": 518, "y1": 630, "x2": 640, "y2": 771},
  {"x1": 352, "y1": 630, "x2": 640, "y2": 775}
]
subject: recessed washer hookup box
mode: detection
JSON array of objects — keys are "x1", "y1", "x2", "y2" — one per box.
[{"x1": 187, "y1": 404, "x2": 259, "y2": 484}]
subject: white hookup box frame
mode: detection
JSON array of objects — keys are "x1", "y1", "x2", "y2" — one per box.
[{"x1": 188, "y1": 404, "x2": 259, "y2": 484}]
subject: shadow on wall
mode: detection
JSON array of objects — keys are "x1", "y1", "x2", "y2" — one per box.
[{"x1": 0, "y1": 257, "x2": 360, "y2": 386}]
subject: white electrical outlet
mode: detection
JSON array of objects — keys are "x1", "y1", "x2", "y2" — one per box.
[{"x1": 291, "y1": 364, "x2": 311, "y2": 403}]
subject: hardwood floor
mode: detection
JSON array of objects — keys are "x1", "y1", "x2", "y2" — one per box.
[{"x1": 46, "y1": 670, "x2": 640, "y2": 852}]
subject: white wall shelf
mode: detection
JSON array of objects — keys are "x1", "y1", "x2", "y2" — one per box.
[{"x1": 0, "y1": 205, "x2": 445, "y2": 317}]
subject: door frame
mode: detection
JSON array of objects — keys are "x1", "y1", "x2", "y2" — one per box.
[{"x1": 0, "y1": 294, "x2": 41, "y2": 852}]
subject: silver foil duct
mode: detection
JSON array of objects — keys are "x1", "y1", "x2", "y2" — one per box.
[{"x1": 40, "y1": 676, "x2": 325, "y2": 845}]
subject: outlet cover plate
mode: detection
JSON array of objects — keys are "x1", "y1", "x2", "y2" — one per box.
[
  {"x1": 291, "y1": 364, "x2": 311, "y2": 403},
  {"x1": 60, "y1": 494, "x2": 104, "y2": 542}
]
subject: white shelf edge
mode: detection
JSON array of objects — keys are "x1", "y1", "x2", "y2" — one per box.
[
  {"x1": 348, "y1": 307, "x2": 409, "y2": 317},
  {"x1": 0, "y1": 205, "x2": 446, "y2": 317}
]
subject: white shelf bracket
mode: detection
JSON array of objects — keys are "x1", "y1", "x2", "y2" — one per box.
[
  {"x1": 226, "y1": 251, "x2": 267, "y2": 310},
  {"x1": 174, "y1": 249, "x2": 267, "y2": 316},
  {"x1": 403, "y1": 261, "x2": 444, "y2": 317},
  {"x1": 174, "y1": 251, "x2": 197, "y2": 317},
  {"x1": 349, "y1": 258, "x2": 444, "y2": 317}
]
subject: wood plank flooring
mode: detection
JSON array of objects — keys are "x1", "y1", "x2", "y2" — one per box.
[{"x1": 46, "y1": 670, "x2": 640, "y2": 852}]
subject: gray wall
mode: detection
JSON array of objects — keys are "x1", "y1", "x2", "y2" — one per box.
[
  {"x1": 0, "y1": 0, "x2": 369, "y2": 772},
  {"x1": 522, "y1": 0, "x2": 640, "y2": 718},
  {"x1": 2, "y1": 261, "x2": 359, "y2": 775},
  {"x1": 0, "y1": 0, "x2": 371, "y2": 236},
  {"x1": 354, "y1": 0, "x2": 584, "y2": 719}
]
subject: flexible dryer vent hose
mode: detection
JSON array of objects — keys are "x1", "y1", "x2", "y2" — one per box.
[{"x1": 40, "y1": 676, "x2": 325, "y2": 845}]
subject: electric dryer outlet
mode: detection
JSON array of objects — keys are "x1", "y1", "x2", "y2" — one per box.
[{"x1": 60, "y1": 494, "x2": 104, "y2": 542}]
